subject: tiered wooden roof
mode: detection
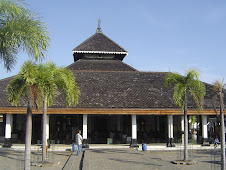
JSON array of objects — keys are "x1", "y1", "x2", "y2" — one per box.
[{"x1": 0, "y1": 27, "x2": 222, "y2": 115}]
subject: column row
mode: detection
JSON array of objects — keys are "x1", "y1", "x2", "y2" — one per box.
[{"x1": 3, "y1": 114, "x2": 211, "y2": 147}]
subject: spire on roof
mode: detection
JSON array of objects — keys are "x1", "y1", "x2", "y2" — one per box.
[{"x1": 96, "y1": 17, "x2": 102, "y2": 33}]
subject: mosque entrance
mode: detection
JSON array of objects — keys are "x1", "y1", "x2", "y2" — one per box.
[
  {"x1": 137, "y1": 115, "x2": 167, "y2": 143},
  {"x1": 49, "y1": 115, "x2": 82, "y2": 144},
  {"x1": 88, "y1": 115, "x2": 131, "y2": 144}
]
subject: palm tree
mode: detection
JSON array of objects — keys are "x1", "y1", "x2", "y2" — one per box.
[
  {"x1": 165, "y1": 69, "x2": 206, "y2": 161},
  {"x1": 212, "y1": 80, "x2": 225, "y2": 170},
  {"x1": 2, "y1": 1, "x2": 49, "y2": 168},
  {"x1": 7, "y1": 61, "x2": 39, "y2": 170},
  {"x1": 7, "y1": 61, "x2": 80, "y2": 166},
  {"x1": 36, "y1": 63, "x2": 79, "y2": 162},
  {"x1": 0, "y1": 0, "x2": 50, "y2": 71}
]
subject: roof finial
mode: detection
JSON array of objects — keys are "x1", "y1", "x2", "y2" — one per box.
[{"x1": 96, "y1": 17, "x2": 102, "y2": 33}]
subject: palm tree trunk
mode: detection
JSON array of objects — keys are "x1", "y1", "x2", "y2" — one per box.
[
  {"x1": 24, "y1": 100, "x2": 32, "y2": 170},
  {"x1": 220, "y1": 92, "x2": 225, "y2": 170},
  {"x1": 42, "y1": 95, "x2": 47, "y2": 162},
  {"x1": 184, "y1": 91, "x2": 188, "y2": 161}
]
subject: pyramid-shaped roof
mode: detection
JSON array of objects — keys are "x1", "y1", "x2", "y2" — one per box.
[{"x1": 72, "y1": 32, "x2": 128, "y2": 55}]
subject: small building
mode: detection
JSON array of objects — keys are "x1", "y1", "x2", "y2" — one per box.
[{"x1": 0, "y1": 23, "x2": 222, "y2": 147}]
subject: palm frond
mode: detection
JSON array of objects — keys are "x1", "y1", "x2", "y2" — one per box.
[
  {"x1": 173, "y1": 83, "x2": 186, "y2": 108},
  {"x1": 20, "y1": 61, "x2": 37, "y2": 84},
  {"x1": 211, "y1": 92, "x2": 218, "y2": 115},
  {"x1": 7, "y1": 61, "x2": 40, "y2": 109},
  {"x1": 212, "y1": 80, "x2": 225, "y2": 116},
  {"x1": 165, "y1": 69, "x2": 206, "y2": 111},
  {"x1": 0, "y1": 0, "x2": 50, "y2": 71},
  {"x1": 34, "y1": 62, "x2": 80, "y2": 107},
  {"x1": 54, "y1": 67, "x2": 80, "y2": 107},
  {"x1": 186, "y1": 69, "x2": 200, "y2": 82},
  {"x1": 165, "y1": 72, "x2": 184, "y2": 88},
  {"x1": 188, "y1": 79, "x2": 206, "y2": 110},
  {"x1": 7, "y1": 74, "x2": 27, "y2": 106}
]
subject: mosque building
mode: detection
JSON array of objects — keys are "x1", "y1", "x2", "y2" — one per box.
[{"x1": 0, "y1": 21, "x2": 221, "y2": 147}]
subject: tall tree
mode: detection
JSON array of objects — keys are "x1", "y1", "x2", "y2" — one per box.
[
  {"x1": 0, "y1": 0, "x2": 50, "y2": 71},
  {"x1": 1, "y1": 1, "x2": 49, "y2": 169},
  {"x1": 212, "y1": 80, "x2": 225, "y2": 170},
  {"x1": 36, "y1": 63, "x2": 79, "y2": 162},
  {"x1": 165, "y1": 69, "x2": 205, "y2": 161},
  {"x1": 7, "y1": 61, "x2": 39, "y2": 170},
  {"x1": 7, "y1": 61, "x2": 80, "y2": 166}
]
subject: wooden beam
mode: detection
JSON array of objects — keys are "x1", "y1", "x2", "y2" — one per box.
[{"x1": 0, "y1": 107, "x2": 222, "y2": 115}]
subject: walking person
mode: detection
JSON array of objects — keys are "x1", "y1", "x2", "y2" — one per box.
[{"x1": 76, "y1": 130, "x2": 83, "y2": 156}]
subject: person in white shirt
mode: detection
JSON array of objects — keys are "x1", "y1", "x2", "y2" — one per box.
[{"x1": 76, "y1": 130, "x2": 83, "y2": 156}]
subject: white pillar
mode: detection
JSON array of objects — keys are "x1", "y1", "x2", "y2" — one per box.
[
  {"x1": 46, "y1": 115, "x2": 49, "y2": 140},
  {"x1": 5, "y1": 114, "x2": 13, "y2": 139},
  {"x1": 168, "y1": 115, "x2": 173, "y2": 139},
  {"x1": 181, "y1": 116, "x2": 184, "y2": 132},
  {"x1": 181, "y1": 116, "x2": 184, "y2": 144},
  {"x1": 83, "y1": 114, "x2": 88, "y2": 139},
  {"x1": 189, "y1": 116, "x2": 192, "y2": 130},
  {"x1": 132, "y1": 115, "x2": 137, "y2": 140},
  {"x1": 202, "y1": 115, "x2": 208, "y2": 139}
]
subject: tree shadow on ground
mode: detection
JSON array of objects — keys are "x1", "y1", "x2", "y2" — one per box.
[
  {"x1": 0, "y1": 151, "x2": 24, "y2": 161},
  {"x1": 90, "y1": 149, "x2": 142, "y2": 155},
  {"x1": 201, "y1": 160, "x2": 221, "y2": 165},
  {"x1": 188, "y1": 150, "x2": 221, "y2": 159},
  {"x1": 108, "y1": 158, "x2": 163, "y2": 167}
]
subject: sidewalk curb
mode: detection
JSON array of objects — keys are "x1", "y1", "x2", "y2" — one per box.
[
  {"x1": 82, "y1": 149, "x2": 89, "y2": 170},
  {"x1": 0, "y1": 144, "x2": 219, "y2": 152},
  {"x1": 62, "y1": 152, "x2": 74, "y2": 170}
]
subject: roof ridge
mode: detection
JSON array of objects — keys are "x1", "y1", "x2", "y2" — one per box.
[
  {"x1": 99, "y1": 32, "x2": 127, "y2": 53},
  {"x1": 0, "y1": 75, "x2": 16, "y2": 81},
  {"x1": 72, "y1": 32, "x2": 97, "y2": 52},
  {"x1": 115, "y1": 60, "x2": 137, "y2": 71},
  {"x1": 66, "y1": 61, "x2": 78, "y2": 69}
]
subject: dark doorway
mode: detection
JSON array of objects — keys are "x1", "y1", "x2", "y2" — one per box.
[
  {"x1": 137, "y1": 115, "x2": 167, "y2": 143},
  {"x1": 88, "y1": 115, "x2": 131, "y2": 144},
  {"x1": 49, "y1": 115, "x2": 82, "y2": 144},
  {"x1": 32, "y1": 115, "x2": 41, "y2": 144},
  {"x1": 89, "y1": 115, "x2": 108, "y2": 144}
]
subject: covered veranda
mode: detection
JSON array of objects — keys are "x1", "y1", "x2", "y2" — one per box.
[{"x1": 0, "y1": 107, "x2": 219, "y2": 147}]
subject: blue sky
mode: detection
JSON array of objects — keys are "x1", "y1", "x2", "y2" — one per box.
[{"x1": 1, "y1": 0, "x2": 226, "y2": 84}]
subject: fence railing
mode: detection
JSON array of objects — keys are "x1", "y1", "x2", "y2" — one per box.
[{"x1": 16, "y1": 144, "x2": 56, "y2": 170}]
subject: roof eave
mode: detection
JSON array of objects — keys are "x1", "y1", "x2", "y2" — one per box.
[{"x1": 72, "y1": 51, "x2": 128, "y2": 55}]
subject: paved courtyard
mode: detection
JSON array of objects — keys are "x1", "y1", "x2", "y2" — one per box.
[
  {"x1": 0, "y1": 150, "x2": 82, "y2": 170},
  {"x1": 0, "y1": 148, "x2": 222, "y2": 170},
  {"x1": 83, "y1": 149, "x2": 221, "y2": 170}
]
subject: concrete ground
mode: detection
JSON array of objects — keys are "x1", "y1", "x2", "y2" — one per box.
[
  {"x1": 83, "y1": 148, "x2": 221, "y2": 170},
  {"x1": 0, "y1": 149, "x2": 84, "y2": 170},
  {"x1": 0, "y1": 144, "x2": 222, "y2": 170}
]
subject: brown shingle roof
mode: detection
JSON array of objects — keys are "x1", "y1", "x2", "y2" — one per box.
[
  {"x1": 72, "y1": 32, "x2": 127, "y2": 54},
  {"x1": 49, "y1": 71, "x2": 215, "y2": 109},
  {"x1": 0, "y1": 68, "x2": 219, "y2": 109},
  {"x1": 67, "y1": 59, "x2": 137, "y2": 72}
]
